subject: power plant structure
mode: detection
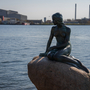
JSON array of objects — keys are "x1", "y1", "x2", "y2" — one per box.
[
  {"x1": 89, "y1": 5, "x2": 90, "y2": 19},
  {"x1": 75, "y1": 4, "x2": 77, "y2": 20},
  {"x1": 75, "y1": 4, "x2": 90, "y2": 20}
]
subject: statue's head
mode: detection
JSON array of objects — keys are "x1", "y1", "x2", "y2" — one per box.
[{"x1": 52, "y1": 13, "x2": 63, "y2": 25}]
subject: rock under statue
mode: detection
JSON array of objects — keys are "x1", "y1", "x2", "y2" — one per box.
[{"x1": 39, "y1": 13, "x2": 89, "y2": 73}]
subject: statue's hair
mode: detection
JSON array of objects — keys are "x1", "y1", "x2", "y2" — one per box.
[{"x1": 52, "y1": 13, "x2": 63, "y2": 24}]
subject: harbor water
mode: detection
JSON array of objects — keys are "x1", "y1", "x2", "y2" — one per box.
[{"x1": 0, "y1": 25, "x2": 90, "y2": 90}]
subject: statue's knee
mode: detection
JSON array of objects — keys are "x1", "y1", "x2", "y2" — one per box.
[
  {"x1": 47, "y1": 53, "x2": 53, "y2": 60},
  {"x1": 53, "y1": 54, "x2": 57, "y2": 60}
]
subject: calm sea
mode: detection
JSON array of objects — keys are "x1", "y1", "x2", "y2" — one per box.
[{"x1": 0, "y1": 25, "x2": 90, "y2": 90}]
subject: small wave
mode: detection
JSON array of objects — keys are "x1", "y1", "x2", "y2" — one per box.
[
  {"x1": 0, "y1": 82, "x2": 18, "y2": 89},
  {"x1": 1, "y1": 60, "x2": 22, "y2": 63},
  {"x1": 21, "y1": 54, "x2": 27, "y2": 56},
  {"x1": 25, "y1": 87, "x2": 37, "y2": 90},
  {"x1": 20, "y1": 72, "x2": 28, "y2": 75},
  {"x1": 24, "y1": 48, "x2": 30, "y2": 50}
]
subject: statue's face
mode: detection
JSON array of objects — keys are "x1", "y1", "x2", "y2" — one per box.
[
  {"x1": 52, "y1": 15, "x2": 63, "y2": 26},
  {"x1": 52, "y1": 17, "x2": 57, "y2": 25}
]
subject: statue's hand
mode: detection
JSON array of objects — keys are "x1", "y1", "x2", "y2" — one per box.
[{"x1": 39, "y1": 52, "x2": 47, "y2": 57}]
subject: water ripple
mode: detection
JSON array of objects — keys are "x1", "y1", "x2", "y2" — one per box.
[{"x1": 1, "y1": 60, "x2": 23, "y2": 63}]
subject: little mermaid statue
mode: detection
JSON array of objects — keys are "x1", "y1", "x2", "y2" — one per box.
[{"x1": 39, "y1": 12, "x2": 89, "y2": 73}]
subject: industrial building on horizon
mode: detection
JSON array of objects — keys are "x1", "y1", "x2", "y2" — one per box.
[
  {"x1": 0, "y1": 9, "x2": 28, "y2": 24},
  {"x1": 0, "y1": 9, "x2": 43, "y2": 25},
  {"x1": 0, "y1": 9, "x2": 27, "y2": 21}
]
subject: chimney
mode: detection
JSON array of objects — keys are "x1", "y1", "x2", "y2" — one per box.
[
  {"x1": 75, "y1": 4, "x2": 77, "y2": 20},
  {"x1": 89, "y1": 5, "x2": 90, "y2": 19}
]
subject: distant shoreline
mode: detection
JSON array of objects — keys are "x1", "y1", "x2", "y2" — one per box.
[{"x1": 0, "y1": 23, "x2": 90, "y2": 25}]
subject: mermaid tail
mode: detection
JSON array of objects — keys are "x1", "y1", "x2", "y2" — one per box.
[{"x1": 65, "y1": 56, "x2": 89, "y2": 73}]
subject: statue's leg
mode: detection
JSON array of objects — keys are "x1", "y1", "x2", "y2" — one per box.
[
  {"x1": 47, "y1": 45, "x2": 71, "y2": 60},
  {"x1": 53, "y1": 54, "x2": 79, "y2": 65},
  {"x1": 47, "y1": 49, "x2": 78, "y2": 65},
  {"x1": 53, "y1": 45, "x2": 72, "y2": 63},
  {"x1": 47, "y1": 52, "x2": 53, "y2": 60},
  {"x1": 47, "y1": 50, "x2": 56, "y2": 60}
]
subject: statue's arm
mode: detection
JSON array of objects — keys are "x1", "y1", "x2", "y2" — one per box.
[
  {"x1": 45, "y1": 27, "x2": 54, "y2": 52},
  {"x1": 39, "y1": 27, "x2": 54, "y2": 56}
]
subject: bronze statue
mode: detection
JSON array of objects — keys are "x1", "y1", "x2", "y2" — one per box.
[{"x1": 39, "y1": 13, "x2": 89, "y2": 73}]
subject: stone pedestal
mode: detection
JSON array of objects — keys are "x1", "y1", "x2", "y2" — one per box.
[{"x1": 28, "y1": 56, "x2": 90, "y2": 90}]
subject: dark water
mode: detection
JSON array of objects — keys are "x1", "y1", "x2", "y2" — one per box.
[{"x1": 0, "y1": 25, "x2": 90, "y2": 90}]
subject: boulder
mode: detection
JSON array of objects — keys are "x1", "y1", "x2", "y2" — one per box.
[{"x1": 28, "y1": 56, "x2": 90, "y2": 90}]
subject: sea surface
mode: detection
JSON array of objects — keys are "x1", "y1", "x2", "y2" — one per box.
[{"x1": 0, "y1": 25, "x2": 90, "y2": 90}]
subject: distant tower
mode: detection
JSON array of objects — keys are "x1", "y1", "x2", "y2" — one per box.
[
  {"x1": 89, "y1": 5, "x2": 90, "y2": 19},
  {"x1": 75, "y1": 4, "x2": 77, "y2": 20},
  {"x1": 44, "y1": 17, "x2": 46, "y2": 22}
]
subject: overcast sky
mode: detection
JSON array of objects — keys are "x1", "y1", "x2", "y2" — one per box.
[{"x1": 0, "y1": 0, "x2": 90, "y2": 21}]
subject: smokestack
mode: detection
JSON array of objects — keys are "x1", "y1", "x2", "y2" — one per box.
[
  {"x1": 89, "y1": 5, "x2": 90, "y2": 19},
  {"x1": 75, "y1": 4, "x2": 77, "y2": 20}
]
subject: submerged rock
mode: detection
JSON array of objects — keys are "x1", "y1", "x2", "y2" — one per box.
[{"x1": 28, "y1": 56, "x2": 90, "y2": 90}]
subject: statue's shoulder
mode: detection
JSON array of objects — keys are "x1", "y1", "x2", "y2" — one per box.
[
  {"x1": 52, "y1": 26, "x2": 56, "y2": 29},
  {"x1": 65, "y1": 26, "x2": 71, "y2": 33},
  {"x1": 51, "y1": 26, "x2": 56, "y2": 32}
]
